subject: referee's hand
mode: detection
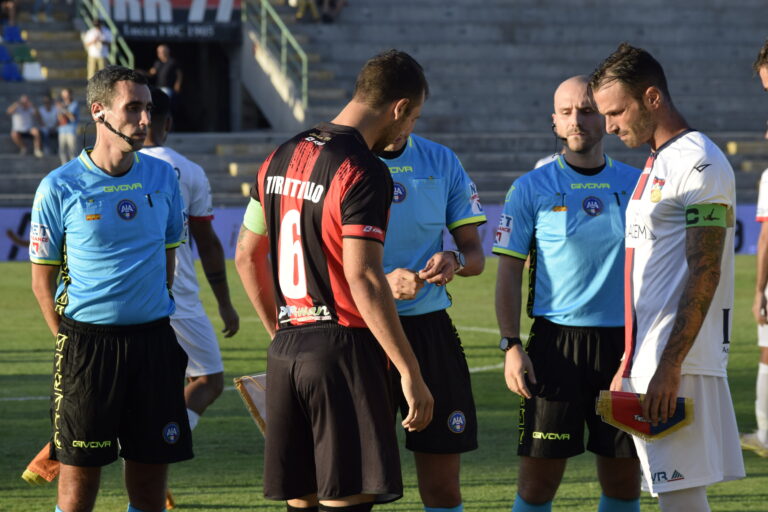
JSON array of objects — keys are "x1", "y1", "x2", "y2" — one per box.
[
  {"x1": 386, "y1": 268, "x2": 424, "y2": 300},
  {"x1": 504, "y1": 345, "x2": 536, "y2": 399},
  {"x1": 400, "y1": 373, "x2": 434, "y2": 432}
]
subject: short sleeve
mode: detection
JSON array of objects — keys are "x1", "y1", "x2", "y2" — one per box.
[
  {"x1": 446, "y1": 154, "x2": 486, "y2": 230},
  {"x1": 188, "y1": 165, "x2": 214, "y2": 221},
  {"x1": 679, "y1": 156, "x2": 733, "y2": 208},
  {"x1": 340, "y1": 161, "x2": 392, "y2": 244},
  {"x1": 29, "y1": 177, "x2": 64, "y2": 265},
  {"x1": 757, "y1": 169, "x2": 768, "y2": 221},
  {"x1": 492, "y1": 179, "x2": 534, "y2": 259},
  {"x1": 165, "y1": 172, "x2": 185, "y2": 249}
]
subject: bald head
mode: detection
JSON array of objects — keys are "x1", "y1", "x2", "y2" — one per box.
[{"x1": 551, "y1": 75, "x2": 604, "y2": 156}]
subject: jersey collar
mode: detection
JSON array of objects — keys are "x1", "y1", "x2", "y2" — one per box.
[{"x1": 78, "y1": 148, "x2": 141, "y2": 176}]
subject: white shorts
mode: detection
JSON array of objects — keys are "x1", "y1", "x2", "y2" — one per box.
[
  {"x1": 625, "y1": 374, "x2": 745, "y2": 494},
  {"x1": 171, "y1": 315, "x2": 224, "y2": 377},
  {"x1": 758, "y1": 323, "x2": 768, "y2": 347}
]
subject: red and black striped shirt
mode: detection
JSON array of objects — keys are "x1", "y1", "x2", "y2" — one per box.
[{"x1": 252, "y1": 123, "x2": 393, "y2": 329}]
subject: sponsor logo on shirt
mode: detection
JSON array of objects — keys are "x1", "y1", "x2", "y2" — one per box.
[
  {"x1": 265, "y1": 176, "x2": 325, "y2": 204},
  {"x1": 117, "y1": 199, "x2": 138, "y2": 220},
  {"x1": 571, "y1": 183, "x2": 610, "y2": 189},
  {"x1": 582, "y1": 196, "x2": 603, "y2": 216},
  {"x1": 103, "y1": 183, "x2": 142, "y2": 193},
  {"x1": 305, "y1": 134, "x2": 330, "y2": 146},
  {"x1": 278, "y1": 304, "x2": 332, "y2": 323},
  {"x1": 392, "y1": 182, "x2": 407, "y2": 203},
  {"x1": 30, "y1": 222, "x2": 51, "y2": 257},
  {"x1": 495, "y1": 214, "x2": 512, "y2": 246},
  {"x1": 85, "y1": 214, "x2": 101, "y2": 221},
  {"x1": 469, "y1": 182, "x2": 483, "y2": 214},
  {"x1": 389, "y1": 165, "x2": 413, "y2": 174},
  {"x1": 692, "y1": 163, "x2": 711, "y2": 173},
  {"x1": 626, "y1": 223, "x2": 656, "y2": 240},
  {"x1": 447, "y1": 411, "x2": 466, "y2": 433}
]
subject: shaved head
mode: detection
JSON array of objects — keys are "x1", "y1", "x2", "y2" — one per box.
[{"x1": 551, "y1": 75, "x2": 603, "y2": 155}]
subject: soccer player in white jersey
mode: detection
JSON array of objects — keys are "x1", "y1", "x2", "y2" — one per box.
[
  {"x1": 591, "y1": 43, "x2": 745, "y2": 511},
  {"x1": 741, "y1": 39, "x2": 768, "y2": 457}
]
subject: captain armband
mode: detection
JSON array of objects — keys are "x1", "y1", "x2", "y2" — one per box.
[
  {"x1": 242, "y1": 198, "x2": 267, "y2": 235},
  {"x1": 684, "y1": 203, "x2": 728, "y2": 228}
]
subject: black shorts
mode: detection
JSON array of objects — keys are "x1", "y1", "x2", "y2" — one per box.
[
  {"x1": 50, "y1": 316, "x2": 193, "y2": 466},
  {"x1": 518, "y1": 318, "x2": 636, "y2": 459},
  {"x1": 391, "y1": 310, "x2": 478, "y2": 454},
  {"x1": 264, "y1": 324, "x2": 402, "y2": 503}
]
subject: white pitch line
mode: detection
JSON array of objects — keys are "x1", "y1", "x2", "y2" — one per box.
[{"x1": 2, "y1": 326, "x2": 516, "y2": 401}]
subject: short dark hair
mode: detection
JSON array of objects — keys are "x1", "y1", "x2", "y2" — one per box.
[
  {"x1": 754, "y1": 39, "x2": 768, "y2": 73},
  {"x1": 353, "y1": 49, "x2": 429, "y2": 110},
  {"x1": 149, "y1": 86, "x2": 171, "y2": 120},
  {"x1": 589, "y1": 42, "x2": 671, "y2": 101},
  {"x1": 87, "y1": 65, "x2": 147, "y2": 109}
]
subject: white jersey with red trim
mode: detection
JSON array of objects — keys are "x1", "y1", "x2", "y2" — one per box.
[
  {"x1": 756, "y1": 168, "x2": 768, "y2": 222},
  {"x1": 141, "y1": 145, "x2": 214, "y2": 318},
  {"x1": 624, "y1": 131, "x2": 735, "y2": 380}
]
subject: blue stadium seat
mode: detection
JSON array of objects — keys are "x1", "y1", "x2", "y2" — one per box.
[
  {"x1": 3, "y1": 25, "x2": 24, "y2": 43},
  {"x1": 0, "y1": 45, "x2": 11, "y2": 63},
  {"x1": 2, "y1": 61, "x2": 23, "y2": 81}
]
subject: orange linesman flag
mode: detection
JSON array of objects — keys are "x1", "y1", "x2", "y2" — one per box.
[{"x1": 595, "y1": 390, "x2": 694, "y2": 442}]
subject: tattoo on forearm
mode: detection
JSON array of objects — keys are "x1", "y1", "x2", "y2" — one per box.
[
  {"x1": 205, "y1": 270, "x2": 227, "y2": 285},
  {"x1": 237, "y1": 225, "x2": 248, "y2": 253},
  {"x1": 662, "y1": 226, "x2": 725, "y2": 366}
]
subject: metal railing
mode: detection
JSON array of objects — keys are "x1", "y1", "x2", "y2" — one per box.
[
  {"x1": 78, "y1": 0, "x2": 135, "y2": 69},
  {"x1": 243, "y1": 0, "x2": 308, "y2": 108}
]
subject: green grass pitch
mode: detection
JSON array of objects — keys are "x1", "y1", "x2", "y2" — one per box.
[{"x1": 1, "y1": 256, "x2": 767, "y2": 511}]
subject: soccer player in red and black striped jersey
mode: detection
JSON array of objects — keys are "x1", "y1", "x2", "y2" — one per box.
[{"x1": 235, "y1": 50, "x2": 433, "y2": 512}]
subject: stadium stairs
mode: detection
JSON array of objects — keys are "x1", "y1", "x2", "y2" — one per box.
[{"x1": 3, "y1": 0, "x2": 767, "y2": 209}]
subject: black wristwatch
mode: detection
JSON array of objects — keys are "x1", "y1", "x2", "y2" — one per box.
[
  {"x1": 450, "y1": 250, "x2": 465, "y2": 272},
  {"x1": 499, "y1": 336, "x2": 523, "y2": 352}
]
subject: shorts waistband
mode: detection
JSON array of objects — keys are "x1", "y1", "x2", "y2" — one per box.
[
  {"x1": 534, "y1": 317, "x2": 623, "y2": 333},
  {"x1": 60, "y1": 316, "x2": 170, "y2": 335},
  {"x1": 277, "y1": 322, "x2": 371, "y2": 335}
]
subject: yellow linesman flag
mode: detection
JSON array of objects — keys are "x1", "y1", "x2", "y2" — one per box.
[{"x1": 234, "y1": 373, "x2": 267, "y2": 437}]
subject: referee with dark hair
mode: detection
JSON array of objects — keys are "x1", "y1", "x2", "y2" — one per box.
[{"x1": 29, "y1": 66, "x2": 190, "y2": 512}]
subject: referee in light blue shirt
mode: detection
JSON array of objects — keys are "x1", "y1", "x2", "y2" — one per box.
[
  {"x1": 380, "y1": 133, "x2": 486, "y2": 512},
  {"x1": 493, "y1": 76, "x2": 642, "y2": 512},
  {"x1": 29, "y1": 66, "x2": 191, "y2": 512}
]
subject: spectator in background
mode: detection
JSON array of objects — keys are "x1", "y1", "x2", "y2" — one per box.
[
  {"x1": 56, "y1": 88, "x2": 79, "y2": 165},
  {"x1": 32, "y1": 0, "x2": 52, "y2": 22},
  {"x1": 7, "y1": 94, "x2": 43, "y2": 157},
  {"x1": 38, "y1": 95, "x2": 58, "y2": 156},
  {"x1": 83, "y1": 19, "x2": 112, "y2": 79},
  {"x1": 149, "y1": 44, "x2": 182, "y2": 99},
  {"x1": 1, "y1": 0, "x2": 17, "y2": 25},
  {"x1": 320, "y1": 0, "x2": 346, "y2": 23},
  {"x1": 294, "y1": 0, "x2": 320, "y2": 21}
]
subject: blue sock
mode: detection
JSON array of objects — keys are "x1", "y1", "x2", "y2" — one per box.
[
  {"x1": 55, "y1": 507, "x2": 64, "y2": 512},
  {"x1": 127, "y1": 506, "x2": 164, "y2": 512},
  {"x1": 425, "y1": 506, "x2": 464, "y2": 512},
  {"x1": 597, "y1": 494, "x2": 640, "y2": 512},
  {"x1": 511, "y1": 493, "x2": 552, "y2": 512}
]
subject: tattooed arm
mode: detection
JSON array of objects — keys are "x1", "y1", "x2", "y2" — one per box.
[
  {"x1": 234, "y1": 225, "x2": 277, "y2": 339},
  {"x1": 642, "y1": 225, "x2": 725, "y2": 424}
]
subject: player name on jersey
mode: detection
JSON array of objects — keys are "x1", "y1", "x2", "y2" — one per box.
[{"x1": 264, "y1": 176, "x2": 325, "y2": 204}]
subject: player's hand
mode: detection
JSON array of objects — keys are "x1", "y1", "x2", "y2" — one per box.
[
  {"x1": 641, "y1": 360, "x2": 681, "y2": 426},
  {"x1": 400, "y1": 372, "x2": 434, "y2": 432},
  {"x1": 753, "y1": 291, "x2": 768, "y2": 325},
  {"x1": 386, "y1": 268, "x2": 424, "y2": 300},
  {"x1": 504, "y1": 345, "x2": 536, "y2": 399},
  {"x1": 609, "y1": 366, "x2": 625, "y2": 392},
  {"x1": 418, "y1": 251, "x2": 458, "y2": 286},
  {"x1": 219, "y1": 303, "x2": 240, "y2": 338}
]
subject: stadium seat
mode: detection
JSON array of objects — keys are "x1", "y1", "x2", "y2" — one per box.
[
  {"x1": 2, "y1": 25, "x2": 24, "y2": 43},
  {"x1": 0, "y1": 45, "x2": 11, "y2": 62},
  {"x1": 12, "y1": 45, "x2": 33, "y2": 63},
  {"x1": 22, "y1": 61, "x2": 43, "y2": 81},
  {"x1": 2, "y1": 61, "x2": 23, "y2": 81}
]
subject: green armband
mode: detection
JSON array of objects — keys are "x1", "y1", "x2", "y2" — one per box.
[
  {"x1": 243, "y1": 198, "x2": 267, "y2": 235},
  {"x1": 685, "y1": 203, "x2": 727, "y2": 228}
]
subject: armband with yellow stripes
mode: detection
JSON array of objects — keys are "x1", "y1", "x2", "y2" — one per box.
[{"x1": 684, "y1": 203, "x2": 728, "y2": 228}]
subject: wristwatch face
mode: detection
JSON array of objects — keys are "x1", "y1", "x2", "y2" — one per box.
[
  {"x1": 456, "y1": 251, "x2": 466, "y2": 268},
  {"x1": 499, "y1": 337, "x2": 511, "y2": 351}
]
